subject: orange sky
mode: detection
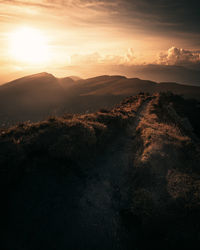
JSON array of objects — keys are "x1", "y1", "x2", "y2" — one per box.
[{"x1": 0, "y1": 0, "x2": 199, "y2": 83}]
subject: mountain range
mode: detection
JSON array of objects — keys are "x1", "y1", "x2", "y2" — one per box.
[{"x1": 1, "y1": 72, "x2": 200, "y2": 127}]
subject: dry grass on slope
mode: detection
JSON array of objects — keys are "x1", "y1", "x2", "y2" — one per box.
[
  {"x1": 136, "y1": 96, "x2": 192, "y2": 169},
  {"x1": 0, "y1": 93, "x2": 149, "y2": 187},
  {"x1": 130, "y1": 93, "x2": 200, "y2": 248}
]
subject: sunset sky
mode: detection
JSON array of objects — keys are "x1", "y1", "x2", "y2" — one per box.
[{"x1": 0, "y1": 0, "x2": 200, "y2": 83}]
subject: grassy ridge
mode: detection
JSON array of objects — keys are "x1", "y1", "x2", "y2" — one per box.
[
  {"x1": 2, "y1": 92, "x2": 200, "y2": 250},
  {"x1": 1, "y1": 94, "x2": 148, "y2": 186},
  {"x1": 129, "y1": 93, "x2": 200, "y2": 248}
]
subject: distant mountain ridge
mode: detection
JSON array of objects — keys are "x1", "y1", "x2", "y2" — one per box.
[{"x1": 0, "y1": 72, "x2": 200, "y2": 127}]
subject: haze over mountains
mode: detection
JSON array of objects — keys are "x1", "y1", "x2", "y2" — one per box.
[
  {"x1": 63, "y1": 63, "x2": 200, "y2": 87},
  {"x1": 1, "y1": 72, "x2": 200, "y2": 127}
]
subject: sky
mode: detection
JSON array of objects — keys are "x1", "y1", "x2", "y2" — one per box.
[{"x1": 0, "y1": 0, "x2": 200, "y2": 83}]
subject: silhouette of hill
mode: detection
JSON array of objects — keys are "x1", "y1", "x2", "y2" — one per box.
[
  {"x1": 0, "y1": 72, "x2": 75, "y2": 126},
  {"x1": 2, "y1": 93, "x2": 200, "y2": 250},
  {"x1": 1, "y1": 72, "x2": 200, "y2": 127}
]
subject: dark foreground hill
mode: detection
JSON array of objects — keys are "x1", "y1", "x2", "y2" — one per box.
[
  {"x1": 1, "y1": 72, "x2": 200, "y2": 127},
  {"x1": 2, "y1": 93, "x2": 200, "y2": 250}
]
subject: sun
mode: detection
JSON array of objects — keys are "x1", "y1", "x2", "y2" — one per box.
[{"x1": 9, "y1": 27, "x2": 50, "y2": 64}]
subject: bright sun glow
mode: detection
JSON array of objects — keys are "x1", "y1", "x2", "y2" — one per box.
[{"x1": 9, "y1": 27, "x2": 50, "y2": 64}]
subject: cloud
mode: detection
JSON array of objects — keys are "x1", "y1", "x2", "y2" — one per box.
[
  {"x1": 0, "y1": 0, "x2": 117, "y2": 10},
  {"x1": 71, "y1": 0, "x2": 200, "y2": 35},
  {"x1": 0, "y1": 0, "x2": 56, "y2": 9},
  {"x1": 159, "y1": 47, "x2": 200, "y2": 65},
  {"x1": 70, "y1": 52, "x2": 101, "y2": 65},
  {"x1": 2, "y1": 1, "x2": 200, "y2": 35},
  {"x1": 125, "y1": 48, "x2": 135, "y2": 64},
  {"x1": 70, "y1": 47, "x2": 199, "y2": 67},
  {"x1": 70, "y1": 48, "x2": 136, "y2": 65}
]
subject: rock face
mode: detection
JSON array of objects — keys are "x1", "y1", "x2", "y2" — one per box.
[{"x1": 2, "y1": 93, "x2": 200, "y2": 250}]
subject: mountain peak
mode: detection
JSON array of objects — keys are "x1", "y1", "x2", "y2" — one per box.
[{"x1": 25, "y1": 72, "x2": 55, "y2": 79}]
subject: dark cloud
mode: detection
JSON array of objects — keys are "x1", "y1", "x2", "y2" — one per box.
[
  {"x1": 53, "y1": 0, "x2": 200, "y2": 35},
  {"x1": 107, "y1": 0, "x2": 200, "y2": 35},
  {"x1": 2, "y1": 1, "x2": 200, "y2": 36}
]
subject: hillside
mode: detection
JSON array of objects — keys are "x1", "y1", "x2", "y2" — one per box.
[
  {"x1": 2, "y1": 93, "x2": 200, "y2": 250},
  {"x1": 1, "y1": 73, "x2": 200, "y2": 127}
]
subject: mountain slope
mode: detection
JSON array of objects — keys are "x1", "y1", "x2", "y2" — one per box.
[
  {"x1": 0, "y1": 72, "x2": 75, "y2": 126},
  {"x1": 1, "y1": 93, "x2": 200, "y2": 250},
  {"x1": 74, "y1": 75, "x2": 200, "y2": 99},
  {"x1": 1, "y1": 73, "x2": 200, "y2": 128}
]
